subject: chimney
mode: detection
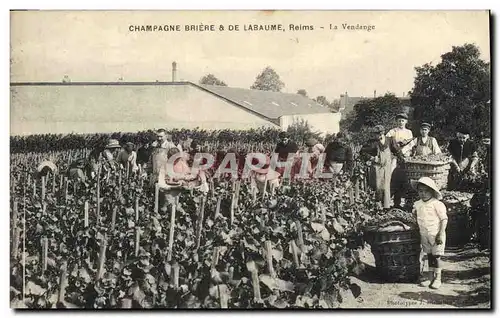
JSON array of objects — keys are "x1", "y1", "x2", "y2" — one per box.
[{"x1": 172, "y1": 61, "x2": 177, "y2": 82}]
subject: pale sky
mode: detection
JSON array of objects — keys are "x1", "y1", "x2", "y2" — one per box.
[{"x1": 10, "y1": 10, "x2": 490, "y2": 100}]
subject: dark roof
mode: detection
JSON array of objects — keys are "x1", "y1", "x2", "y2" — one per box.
[
  {"x1": 11, "y1": 81, "x2": 333, "y2": 121},
  {"x1": 196, "y1": 84, "x2": 332, "y2": 119}
]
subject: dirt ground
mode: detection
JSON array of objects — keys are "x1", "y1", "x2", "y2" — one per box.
[{"x1": 342, "y1": 243, "x2": 491, "y2": 309}]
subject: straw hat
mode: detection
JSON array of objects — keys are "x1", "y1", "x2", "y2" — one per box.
[
  {"x1": 413, "y1": 177, "x2": 442, "y2": 200},
  {"x1": 105, "y1": 139, "x2": 121, "y2": 149}
]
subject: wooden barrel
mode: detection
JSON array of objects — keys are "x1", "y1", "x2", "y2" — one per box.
[
  {"x1": 365, "y1": 221, "x2": 421, "y2": 283},
  {"x1": 471, "y1": 191, "x2": 491, "y2": 250},
  {"x1": 441, "y1": 191, "x2": 474, "y2": 248}
]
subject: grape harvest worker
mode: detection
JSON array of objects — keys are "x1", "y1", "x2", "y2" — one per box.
[
  {"x1": 305, "y1": 137, "x2": 325, "y2": 177},
  {"x1": 274, "y1": 132, "x2": 299, "y2": 178},
  {"x1": 153, "y1": 129, "x2": 182, "y2": 152},
  {"x1": 403, "y1": 122, "x2": 442, "y2": 157},
  {"x1": 360, "y1": 125, "x2": 399, "y2": 205},
  {"x1": 413, "y1": 177, "x2": 448, "y2": 290},
  {"x1": 116, "y1": 142, "x2": 139, "y2": 174},
  {"x1": 249, "y1": 156, "x2": 281, "y2": 195},
  {"x1": 447, "y1": 127, "x2": 479, "y2": 190},
  {"x1": 324, "y1": 132, "x2": 354, "y2": 176},
  {"x1": 69, "y1": 139, "x2": 121, "y2": 182}
]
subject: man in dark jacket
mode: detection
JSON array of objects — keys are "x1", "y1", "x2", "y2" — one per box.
[
  {"x1": 324, "y1": 132, "x2": 354, "y2": 176},
  {"x1": 447, "y1": 127, "x2": 479, "y2": 190},
  {"x1": 274, "y1": 132, "x2": 299, "y2": 178}
]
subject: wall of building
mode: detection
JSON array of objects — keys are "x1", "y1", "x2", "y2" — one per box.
[
  {"x1": 10, "y1": 84, "x2": 277, "y2": 135},
  {"x1": 279, "y1": 112, "x2": 342, "y2": 136}
]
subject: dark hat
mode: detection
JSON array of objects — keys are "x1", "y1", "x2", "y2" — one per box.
[
  {"x1": 372, "y1": 125, "x2": 385, "y2": 133},
  {"x1": 420, "y1": 122, "x2": 431, "y2": 129},
  {"x1": 278, "y1": 131, "x2": 288, "y2": 138},
  {"x1": 395, "y1": 113, "x2": 408, "y2": 120},
  {"x1": 305, "y1": 138, "x2": 318, "y2": 147},
  {"x1": 457, "y1": 127, "x2": 470, "y2": 135}
]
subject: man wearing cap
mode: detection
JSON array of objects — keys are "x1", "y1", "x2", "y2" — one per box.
[
  {"x1": 403, "y1": 122, "x2": 442, "y2": 157},
  {"x1": 386, "y1": 113, "x2": 414, "y2": 160},
  {"x1": 447, "y1": 127, "x2": 479, "y2": 190},
  {"x1": 360, "y1": 125, "x2": 399, "y2": 205}
]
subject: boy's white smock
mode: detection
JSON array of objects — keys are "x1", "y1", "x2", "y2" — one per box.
[{"x1": 414, "y1": 198, "x2": 448, "y2": 255}]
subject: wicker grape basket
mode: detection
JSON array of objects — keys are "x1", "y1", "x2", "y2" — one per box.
[
  {"x1": 403, "y1": 158, "x2": 451, "y2": 190},
  {"x1": 364, "y1": 220, "x2": 421, "y2": 283},
  {"x1": 441, "y1": 191, "x2": 474, "y2": 247}
]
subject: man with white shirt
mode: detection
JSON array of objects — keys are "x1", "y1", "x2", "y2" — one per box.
[
  {"x1": 403, "y1": 122, "x2": 441, "y2": 157},
  {"x1": 387, "y1": 113, "x2": 413, "y2": 208},
  {"x1": 153, "y1": 129, "x2": 183, "y2": 152}
]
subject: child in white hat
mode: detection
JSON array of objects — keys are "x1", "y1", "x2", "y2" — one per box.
[{"x1": 412, "y1": 177, "x2": 448, "y2": 289}]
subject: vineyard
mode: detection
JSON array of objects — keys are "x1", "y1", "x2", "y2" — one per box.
[{"x1": 10, "y1": 143, "x2": 380, "y2": 309}]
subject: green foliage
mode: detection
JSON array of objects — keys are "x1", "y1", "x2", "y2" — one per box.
[
  {"x1": 409, "y1": 43, "x2": 491, "y2": 141},
  {"x1": 340, "y1": 93, "x2": 406, "y2": 145},
  {"x1": 199, "y1": 74, "x2": 228, "y2": 86},
  {"x1": 285, "y1": 118, "x2": 322, "y2": 145},
  {"x1": 250, "y1": 66, "x2": 285, "y2": 92},
  {"x1": 314, "y1": 96, "x2": 329, "y2": 107}
]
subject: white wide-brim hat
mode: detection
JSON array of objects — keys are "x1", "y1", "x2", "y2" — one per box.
[{"x1": 413, "y1": 177, "x2": 442, "y2": 200}]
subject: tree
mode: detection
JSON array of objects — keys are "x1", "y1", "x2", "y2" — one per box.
[
  {"x1": 297, "y1": 89, "x2": 308, "y2": 97},
  {"x1": 340, "y1": 93, "x2": 406, "y2": 145},
  {"x1": 250, "y1": 66, "x2": 285, "y2": 92},
  {"x1": 314, "y1": 96, "x2": 329, "y2": 107},
  {"x1": 410, "y1": 43, "x2": 491, "y2": 142},
  {"x1": 199, "y1": 74, "x2": 228, "y2": 86}
]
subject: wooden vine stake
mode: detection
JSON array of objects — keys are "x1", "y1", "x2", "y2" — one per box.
[
  {"x1": 209, "y1": 178, "x2": 215, "y2": 199},
  {"x1": 52, "y1": 171, "x2": 56, "y2": 194},
  {"x1": 230, "y1": 192, "x2": 235, "y2": 226},
  {"x1": 41, "y1": 176, "x2": 46, "y2": 200},
  {"x1": 135, "y1": 227, "x2": 140, "y2": 257},
  {"x1": 12, "y1": 228, "x2": 20, "y2": 260},
  {"x1": 64, "y1": 177, "x2": 68, "y2": 203},
  {"x1": 33, "y1": 179, "x2": 37, "y2": 197},
  {"x1": 39, "y1": 237, "x2": 48, "y2": 273},
  {"x1": 135, "y1": 197, "x2": 139, "y2": 223},
  {"x1": 246, "y1": 261, "x2": 262, "y2": 303},
  {"x1": 261, "y1": 179, "x2": 268, "y2": 200},
  {"x1": 215, "y1": 196, "x2": 222, "y2": 218},
  {"x1": 154, "y1": 184, "x2": 160, "y2": 214},
  {"x1": 96, "y1": 166, "x2": 101, "y2": 221},
  {"x1": 218, "y1": 284, "x2": 229, "y2": 309},
  {"x1": 84, "y1": 201, "x2": 89, "y2": 227},
  {"x1": 171, "y1": 262, "x2": 180, "y2": 288},
  {"x1": 321, "y1": 204, "x2": 326, "y2": 226},
  {"x1": 265, "y1": 241, "x2": 276, "y2": 278},
  {"x1": 295, "y1": 221, "x2": 304, "y2": 251},
  {"x1": 354, "y1": 178, "x2": 360, "y2": 202},
  {"x1": 212, "y1": 247, "x2": 220, "y2": 270},
  {"x1": 57, "y1": 261, "x2": 68, "y2": 305},
  {"x1": 348, "y1": 185, "x2": 354, "y2": 205},
  {"x1": 290, "y1": 240, "x2": 300, "y2": 267},
  {"x1": 111, "y1": 206, "x2": 117, "y2": 232},
  {"x1": 12, "y1": 200, "x2": 18, "y2": 237},
  {"x1": 118, "y1": 170, "x2": 122, "y2": 198},
  {"x1": 196, "y1": 196, "x2": 206, "y2": 249},
  {"x1": 96, "y1": 236, "x2": 107, "y2": 281},
  {"x1": 59, "y1": 175, "x2": 63, "y2": 197},
  {"x1": 167, "y1": 204, "x2": 177, "y2": 262},
  {"x1": 251, "y1": 185, "x2": 257, "y2": 204}
]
